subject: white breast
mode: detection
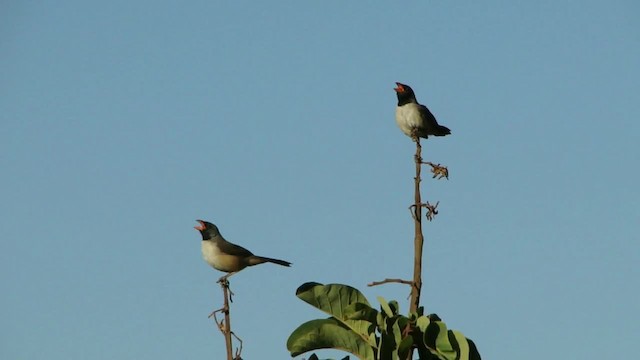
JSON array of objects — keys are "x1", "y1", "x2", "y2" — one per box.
[
  {"x1": 201, "y1": 241, "x2": 244, "y2": 273},
  {"x1": 395, "y1": 104, "x2": 422, "y2": 137},
  {"x1": 202, "y1": 241, "x2": 223, "y2": 269}
]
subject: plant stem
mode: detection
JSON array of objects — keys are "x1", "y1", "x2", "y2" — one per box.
[
  {"x1": 221, "y1": 282, "x2": 233, "y2": 360},
  {"x1": 409, "y1": 139, "x2": 424, "y2": 359}
]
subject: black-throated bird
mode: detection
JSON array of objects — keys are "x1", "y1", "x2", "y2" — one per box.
[
  {"x1": 394, "y1": 82, "x2": 451, "y2": 140},
  {"x1": 195, "y1": 220, "x2": 291, "y2": 280}
]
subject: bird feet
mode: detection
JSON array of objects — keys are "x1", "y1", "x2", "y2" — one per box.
[
  {"x1": 410, "y1": 128, "x2": 419, "y2": 142},
  {"x1": 217, "y1": 276, "x2": 230, "y2": 286},
  {"x1": 217, "y1": 274, "x2": 235, "y2": 302}
]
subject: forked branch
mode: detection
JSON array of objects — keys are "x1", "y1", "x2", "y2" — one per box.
[{"x1": 209, "y1": 278, "x2": 242, "y2": 360}]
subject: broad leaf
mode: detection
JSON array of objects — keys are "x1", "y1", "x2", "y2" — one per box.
[
  {"x1": 377, "y1": 327, "x2": 398, "y2": 360},
  {"x1": 377, "y1": 296, "x2": 394, "y2": 318},
  {"x1": 397, "y1": 335, "x2": 413, "y2": 360},
  {"x1": 308, "y1": 354, "x2": 351, "y2": 360},
  {"x1": 418, "y1": 314, "x2": 482, "y2": 360},
  {"x1": 287, "y1": 318, "x2": 374, "y2": 360},
  {"x1": 296, "y1": 283, "x2": 376, "y2": 346},
  {"x1": 296, "y1": 283, "x2": 371, "y2": 312},
  {"x1": 344, "y1": 302, "x2": 378, "y2": 323}
]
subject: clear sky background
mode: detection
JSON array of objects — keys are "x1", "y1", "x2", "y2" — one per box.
[{"x1": 2, "y1": 1, "x2": 639, "y2": 359}]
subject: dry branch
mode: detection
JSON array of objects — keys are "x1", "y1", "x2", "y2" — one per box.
[{"x1": 367, "y1": 278, "x2": 414, "y2": 287}]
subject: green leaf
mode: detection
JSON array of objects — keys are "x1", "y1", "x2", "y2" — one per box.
[
  {"x1": 296, "y1": 283, "x2": 371, "y2": 311},
  {"x1": 308, "y1": 354, "x2": 351, "y2": 360},
  {"x1": 376, "y1": 311, "x2": 385, "y2": 331},
  {"x1": 287, "y1": 318, "x2": 374, "y2": 360},
  {"x1": 418, "y1": 314, "x2": 481, "y2": 360},
  {"x1": 416, "y1": 315, "x2": 431, "y2": 333},
  {"x1": 448, "y1": 330, "x2": 468, "y2": 359},
  {"x1": 344, "y1": 302, "x2": 378, "y2": 323},
  {"x1": 467, "y1": 338, "x2": 482, "y2": 360},
  {"x1": 377, "y1": 296, "x2": 394, "y2": 318},
  {"x1": 396, "y1": 315, "x2": 409, "y2": 334},
  {"x1": 447, "y1": 330, "x2": 482, "y2": 360},
  {"x1": 397, "y1": 335, "x2": 413, "y2": 360},
  {"x1": 433, "y1": 322, "x2": 457, "y2": 359},
  {"x1": 295, "y1": 283, "x2": 376, "y2": 347},
  {"x1": 377, "y1": 328, "x2": 398, "y2": 360},
  {"x1": 391, "y1": 317, "x2": 403, "y2": 346},
  {"x1": 388, "y1": 300, "x2": 400, "y2": 316}
]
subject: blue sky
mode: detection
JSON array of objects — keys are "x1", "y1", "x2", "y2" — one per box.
[{"x1": 2, "y1": 1, "x2": 639, "y2": 359}]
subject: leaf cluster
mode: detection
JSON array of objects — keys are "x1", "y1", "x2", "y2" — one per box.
[{"x1": 287, "y1": 283, "x2": 480, "y2": 360}]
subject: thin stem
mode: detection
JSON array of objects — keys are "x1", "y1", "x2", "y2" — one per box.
[
  {"x1": 214, "y1": 278, "x2": 234, "y2": 360},
  {"x1": 410, "y1": 139, "x2": 424, "y2": 315},
  {"x1": 408, "y1": 138, "x2": 424, "y2": 360}
]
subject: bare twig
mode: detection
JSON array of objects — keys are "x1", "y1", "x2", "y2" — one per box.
[
  {"x1": 410, "y1": 201, "x2": 441, "y2": 222},
  {"x1": 408, "y1": 204, "x2": 418, "y2": 221},
  {"x1": 423, "y1": 201, "x2": 439, "y2": 221},
  {"x1": 210, "y1": 278, "x2": 235, "y2": 360},
  {"x1": 231, "y1": 332, "x2": 243, "y2": 360},
  {"x1": 423, "y1": 161, "x2": 449, "y2": 180},
  {"x1": 209, "y1": 306, "x2": 226, "y2": 322},
  {"x1": 367, "y1": 278, "x2": 414, "y2": 287}
]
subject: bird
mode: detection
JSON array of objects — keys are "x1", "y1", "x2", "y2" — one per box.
[
  {"x1": 195, "y1": 220, "x2": 291, "y2": 281},
  {"x1": 394, "y1": 82, "x2": 451, "y2": 140}
]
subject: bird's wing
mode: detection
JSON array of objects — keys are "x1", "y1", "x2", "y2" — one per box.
[
  {"x1": 218, "y1": 240, "x2": 255, "y2": 257},
  {"x1": 418, "y1": 104, "x2": 439, "y2": 126}
]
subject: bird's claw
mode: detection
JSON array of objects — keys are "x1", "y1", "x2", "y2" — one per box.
[
  {"x1": 217, "y1": 275, "x2": 235, "y2": 302},
  {"x1": 410, "y1": 128, "x2": 419, "y2": 142}
]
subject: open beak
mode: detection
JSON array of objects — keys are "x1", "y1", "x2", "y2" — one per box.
[
  {"x1": 194, "y1": 220, "x2": 206, "y2": 231},
  {"x1": 394, "y1": 82, "x2": 404, "y2": 93}
]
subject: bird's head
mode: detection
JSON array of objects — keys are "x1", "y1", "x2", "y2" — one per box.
[
  {"x1": 194, "y1": 220, "x2": 220, "y2": 240},
  {"x1": 394, "y1": 82, "x2": 416, "y2": 104}
]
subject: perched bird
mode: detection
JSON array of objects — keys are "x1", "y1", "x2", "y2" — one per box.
[
  {"x1": 195, "y1": 220, "x2": 291, "y2": 280},
  {"x1": 394, "y1": 82, "x2": 451, "y2": 140}
]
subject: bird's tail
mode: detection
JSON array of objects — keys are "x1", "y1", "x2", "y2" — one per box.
[
  {"x1": 434, "y1": 125, "x2": 451, "y2": 136},
  {"x1": 250, "y1": 256, "x2": 292, "y2": 267}
]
